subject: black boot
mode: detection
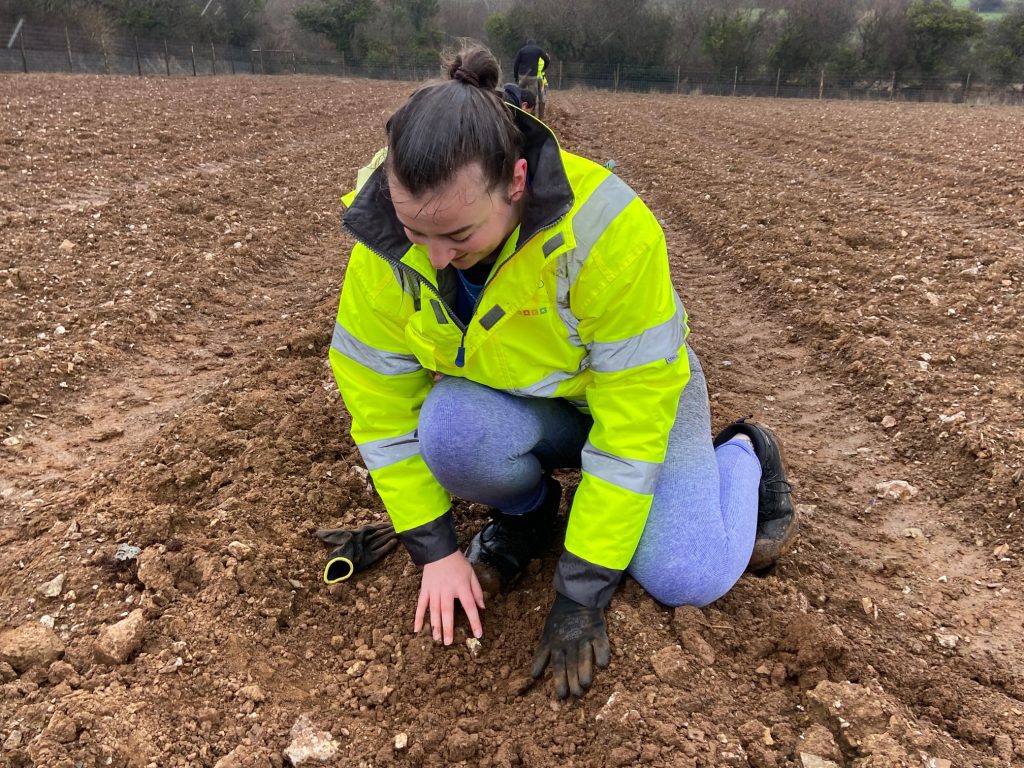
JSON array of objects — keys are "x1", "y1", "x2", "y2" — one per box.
[
  {"x1": 713, "y1": 417, "x2": 798, "y2": 573},
  {"x1": 465, "y1": 476, "x2": 561, "y2": 595}
]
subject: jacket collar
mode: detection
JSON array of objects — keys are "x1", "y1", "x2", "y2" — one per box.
[{"x1": 341, "y1": 109, "x2": 574, "y2": 265}]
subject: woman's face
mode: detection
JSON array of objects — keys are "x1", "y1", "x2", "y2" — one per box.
[{"x1": 389, "y1": 160, "x2": 527, "y2": 271}]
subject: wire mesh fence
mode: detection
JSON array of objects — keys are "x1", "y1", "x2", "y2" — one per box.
[{"x1": 3, "y1": 20, "x2": 1023, "y2": 107}]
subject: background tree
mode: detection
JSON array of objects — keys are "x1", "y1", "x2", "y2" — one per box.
[
  {"x1": 853, "y1": 0, "x2": 913, "y2": 74},
  {"x1": 294, "y1": 0, "x2": 376, "y2": 54},
  {"x1": 700, "y1": 9, "x2": 763, "y2": 73},
  {"x1": 437, "y1": 0, "x2": 493, "y2": 40},
  {"x1": 906, "y1": 0, "x2": 984, "y2": 74},
  {"x1": 981, "y1": 1, "x2": 1024, "y2": 80},
  {"x1": 764, "y1": 0, "x2": 858, "y2": 75}
]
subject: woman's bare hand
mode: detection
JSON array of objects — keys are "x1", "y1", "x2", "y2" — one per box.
[{"x1": 414, "y1": 550, "x2": 485, "y2": 644}]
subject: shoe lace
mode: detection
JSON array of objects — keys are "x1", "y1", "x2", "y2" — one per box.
[
  {"x1": 478, "y1": 517, "x2": 531, "y2": 558},
  {"x1": 763, "y1": 477, "x2": 792, "y2": 494}
]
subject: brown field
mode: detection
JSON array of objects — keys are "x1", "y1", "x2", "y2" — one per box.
[{"x1": 1, "y1": 75, "x2": 1022, "y2": 768}]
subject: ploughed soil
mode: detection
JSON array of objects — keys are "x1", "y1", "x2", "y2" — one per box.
[{"x1": 1, "y1": 75, "x2": 1022, "y2": 768}]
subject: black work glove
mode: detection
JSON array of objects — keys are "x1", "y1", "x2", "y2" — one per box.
[
  {"x1": 315, "y1": 521, "x2": 398, "y2": 584},
  {"x1": 531, "y1": 592, "x2": 611, "y2": 698}
]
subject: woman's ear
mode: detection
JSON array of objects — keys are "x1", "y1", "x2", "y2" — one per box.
[{"x1": 508, "y1": 158, "x2": 528, "y2": 202}]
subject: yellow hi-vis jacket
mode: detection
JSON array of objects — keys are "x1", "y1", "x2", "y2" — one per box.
[{"x1": 331, "y1": 110, "x2": 690, "y2": 607}]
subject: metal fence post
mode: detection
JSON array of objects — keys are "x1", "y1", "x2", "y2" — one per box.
[
  {"x1": 211, "y1": 43, "x2": 217, "y2": 75},
  {"x1": 292, "y1": 50, "x2": 297, "y2": 74},
  {"x1": 191, "y1": 44, "x2": 197, "y2": 76},
  {"x1": 558, "y1": 60, "x2": 562, "y2": 90},
  {"x1": 819, "y1": 68, "x2": 825, "y2": 99},
  {"x1": 614, "y1": 63, "x2": 620, "y2": 92},
  {"x1": 164, "y1": 40, "x2": 170, "y2": 76},
  {"x1": 19, "y1": 26, "x2": 28, "y2": 73},
  {"x1": 675, "y1": 65, "x2": 680, "y2": 94},
  {"x1": 890, "y1": 70, "x2": 896, "y2": 101},
  {"x1": 733, "y1": 66, "x2": 738, "y2": 96},
  {"x1": 774, "y1": 68, "x2": 781, "y2": 98},
  {"x1": 101, "y1": 34, "x2": 109, "y2": 74},
  {"x1": 259, "y1": 48, "x2": 264, "y2": 74},
  {"x1": 340, "y1": 50, "x2": 346, "y2": 76},
  {"x1": 135, "y1": 37, "x2": 142, "y2": 76},
  {"x1": 65, "y1": 25, "x2": 73, "y2": 72},
  {"x1": 964, "y1": 72, "x2": 972, "y2": 101}
]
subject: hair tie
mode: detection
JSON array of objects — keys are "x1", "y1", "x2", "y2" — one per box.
[{"x1": 453, "y1": 67, "x2": 481, "y2": 88}]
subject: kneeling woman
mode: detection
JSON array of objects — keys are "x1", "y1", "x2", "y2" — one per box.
[{"x1": 330, "y1": 44, "x2": 797, "y2": 698}]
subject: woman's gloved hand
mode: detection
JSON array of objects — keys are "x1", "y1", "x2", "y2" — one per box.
[
  {"x1": 531, "y1": 592, "x2": 611, "y2": 698},
  {"x1": 316, "y1": 521, "x2": 399, "y2": 583}
]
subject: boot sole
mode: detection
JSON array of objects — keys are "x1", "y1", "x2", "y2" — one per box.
[
  {"x1": 470, "y1": 561, "x2": 504, "y2": 598},
  {"x1": 746, "y1": 507, "x2": 799, "y2": 573}
]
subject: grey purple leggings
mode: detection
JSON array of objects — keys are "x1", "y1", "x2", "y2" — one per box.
[{"x1": 417, "y1": 345, "x2": 760, "y2": 607}]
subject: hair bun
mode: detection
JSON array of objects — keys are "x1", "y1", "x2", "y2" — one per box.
[{"x1": 453, "y1": 67, "x2": 481, "y2": 87}]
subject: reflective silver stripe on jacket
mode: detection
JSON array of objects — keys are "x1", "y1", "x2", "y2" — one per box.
[
  {"x1": 358, "y1": 430, "x2": 420, "y2": 471},
  {"x1": 332, "y1": 321, "x2": 421, "y2": 375},
  {"x1": 556, "y1": 174, "x2": 637, "y2": 346},
  {"x1": 507, "y1": 356, "x2": 590, "y2": 398},
  {"x1": 590, "y1": 310, "x2": 684, "y2": 373},
  {"x1": 581, "y1": 439, "x2": 660, "y2": 495}
]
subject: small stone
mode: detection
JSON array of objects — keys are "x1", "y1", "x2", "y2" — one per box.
[
  {"x1": 876, "y1": 480, "x2": 919, "y2": 501},
  {"x1": 935, "y1": 632, "x2": 959, "y2": 649},
  {"x1": 800, "y1": 755, "x2": 840, "y2": 768},
  {"x1": 113, "y1": 543, "x2": 142, "y2": 565},
  {"x1": 650, "y1": 645, "x2": 690, "y2": 687},
  {"x1": 40, "y1": 573, "x2": 65, "y2": 598},
  {"x1": 902, "y1": 527, "x2": 925, "y2": 539},
  {"x1": 0, "y1": 622, "x2": 65, "y2": 672},
  {"x1": 938, "y1": 411, "x2": 966, "y2": 424},
  {"x1": 227, "y1": 541, "x2": 253, "y2": 560},
  {"x1": 45, "y1": 712, "x2": 77, "y2": 743},
  {"x1": 677, "y1": 628, "x2": 716, "y2": 666},
  {"x1": 992, "y1": 543, "x2": 1010, "y2": 558},
  {"x1": 283, "y1": 714, "x2": 339, "y2": 765},
  {"x1": 94, "y1": 609, "x2": 146, "y2": 664},
  {"x1": 236, "y1": 684, "x2": 266, "y2": 702},
  {"x1": 799, "y1": 724, "x2": 841, "y2": 762},
  {"x1": 394, "y1": 732, "x2": 408, "y2": 750},
  {"x1": 58, "y1": 239, "x2": 76, "y2": 252},
  {"x1": 3, "y1": 730, "x2": 23, "y2": 750},
  {"x1": 465, "y1": 637, "x2": 481, "y2": 657},
  {"x1": 881, "y1": 415, "x2": 897, "y2": 429},
  {"x1": 197, "y1": 707, "x2": 222, "y2": 724},
  {"x1": 509, "y1": 676, "x2": 534, "y2": 696}
]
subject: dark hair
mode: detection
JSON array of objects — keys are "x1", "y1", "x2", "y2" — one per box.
[
  {"x1": 520, "y1": 89, "x2": 537, "y2": 108},
  {"x1": 386, "y1": 44, "x2": 524, "y2": 196}
]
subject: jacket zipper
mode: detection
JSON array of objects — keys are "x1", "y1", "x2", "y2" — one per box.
[{"x1": 345, "y1": 211, "x2": 570, "y2": 368}]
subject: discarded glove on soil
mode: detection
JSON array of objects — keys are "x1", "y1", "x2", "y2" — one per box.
[{"x1": 315, "y1": 520, "x2": 398, "y2": 584}]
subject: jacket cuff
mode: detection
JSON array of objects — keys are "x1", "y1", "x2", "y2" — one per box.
[
  {"x1": 553, "y1": 550, "x2": 622, "y2": 609},
  {"x1": 396, "y1": 510, "x2": 458, "y2": 566}
]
